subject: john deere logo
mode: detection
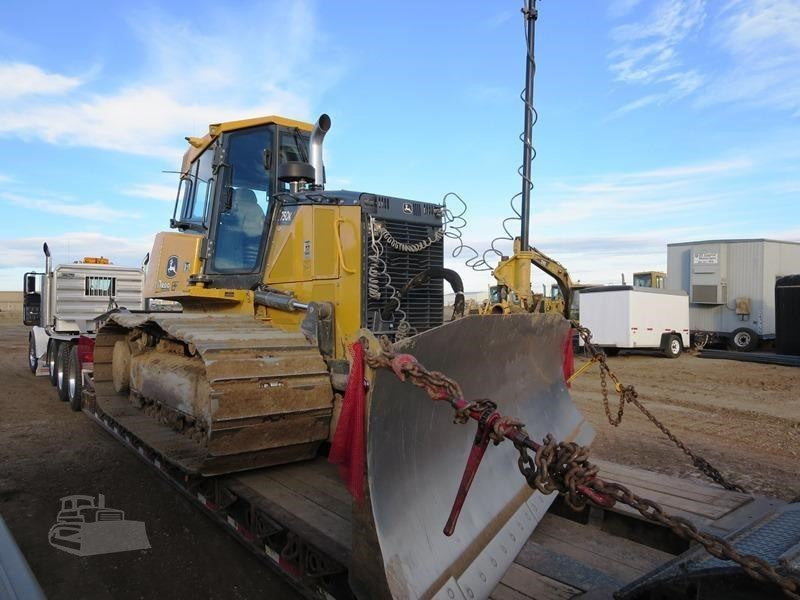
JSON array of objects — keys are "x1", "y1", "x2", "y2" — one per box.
[
  {"x1": 402, "y1": 202, "x2": 413, "y2": 214},
  {"x1": 165, "y1": 255, "x2": 179, "y2": 278}
]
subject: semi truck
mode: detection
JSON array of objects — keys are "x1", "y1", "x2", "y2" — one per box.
[{"x1": 23, "y1": 243, "x2": 144, "y2": 410}]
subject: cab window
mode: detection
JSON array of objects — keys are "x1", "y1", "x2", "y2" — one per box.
[
  {"x1": 212, "y1": 126, "x2": 274, "y2": 272},
  {"x1": 278, "y1": 130, "x2": 310, "y2": 192},
  {"x1": 190, "y1": 148, "x2": 212, "y2": 222},
  {"x1": 172, "y1": 145, "x2": 213, "y2": 229}
]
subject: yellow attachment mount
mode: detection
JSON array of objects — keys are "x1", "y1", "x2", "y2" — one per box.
[{"x1": 489, "y1": 239, "x2": 534, "y2": 313}]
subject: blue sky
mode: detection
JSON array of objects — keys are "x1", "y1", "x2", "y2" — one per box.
[{"x1": 1, "y1": 0, "x2": 798, "y2": 292}]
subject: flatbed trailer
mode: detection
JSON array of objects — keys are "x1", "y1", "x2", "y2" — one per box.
[{"x1": 81, "y1": 383, "x2": 790, "y2": 600}]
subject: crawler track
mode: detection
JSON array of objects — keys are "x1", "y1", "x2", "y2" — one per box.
[{"x1": 91, "y1": 312, "x2": 333, "y2": 476}]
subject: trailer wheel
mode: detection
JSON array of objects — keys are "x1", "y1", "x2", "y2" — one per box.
[
  {"x1": 729, "y1": 328, "x2": 758, "y2": 352},
  {"x1": 67, "y1": 345, "x2": 82, "y2": 412},
  {"x1": 28, "y1": 333, "x2": 38, "y2": 374},
  {"x1": 692, "y1": 332, "x2": 709, "y2": 351},
  {"x1": 56, "y1": 343, "x2": 71, "y2": 402},
  {"x1": 664, "y1": 335, "x2": 682, "y2": 358},
  {"x1": 47, "y1": 340, "x2": 60, "y2": 386},
  {"x1": 603, "y1": 348, "x2": 620, "y2": 357}
]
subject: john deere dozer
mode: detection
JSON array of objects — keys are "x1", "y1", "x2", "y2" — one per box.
[
  {"x1": 86, "y1": 4, "x2": 593, "y2": 595},
  {"x1": 79, "y1": 2, "x2": 800, "y2": 599}
]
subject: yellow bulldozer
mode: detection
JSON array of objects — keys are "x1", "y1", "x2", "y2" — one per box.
[
  {"x1": 84, "y1": 3, "x2": 593, "y2": 597},
  {"x1": 75, "y1": 2, "x2": 800, "y2": 598},
  {"x1": 89, "y1": 109, "x2": 590, "y2": 598}
]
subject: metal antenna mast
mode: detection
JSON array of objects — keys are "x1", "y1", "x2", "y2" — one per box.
[{"x1": 519, "y1": 0, "x2": 537, "y2": 250}]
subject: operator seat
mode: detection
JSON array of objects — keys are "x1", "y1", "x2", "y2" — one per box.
[
  {"x1": 214, "y1": 188, "x2": 266, "y2": 270},
  {"x1": 233, "y1": 188, "x2": 266, "y2": 267}
]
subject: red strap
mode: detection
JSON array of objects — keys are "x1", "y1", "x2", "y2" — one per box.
[
  {"x1": 328, "y1": 342, "x2": 366, "y2": 501},
  {"x1": 562, "y1": 329, "x2": 575, "y2": 387}
]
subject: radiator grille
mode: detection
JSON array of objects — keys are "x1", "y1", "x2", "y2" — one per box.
[{"x1": 366, "y1": 220, "x2": 444, "y2": 336}]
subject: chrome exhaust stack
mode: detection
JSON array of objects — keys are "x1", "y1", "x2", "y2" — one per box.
[{"x1": 309, "y1": 113, "x2": 331, "y2": 188}]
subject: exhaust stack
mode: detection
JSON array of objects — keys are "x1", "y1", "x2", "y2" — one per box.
[
  {"x1": 309, "y1": 114, "x2": 331, "y2": 188},
  {"x1": 43, "y1": 242, "x2": 52, "y2": 275}
]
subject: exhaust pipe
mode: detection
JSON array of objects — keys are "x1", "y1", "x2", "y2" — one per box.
[
  {"x1": 309, "y1": 114, "x2": 331, "y2": 188},
  {"x1": 43, "y1": 242, "x2": 51, "y2": 275}
]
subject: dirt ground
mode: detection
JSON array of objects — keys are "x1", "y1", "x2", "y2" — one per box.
[
  {"x1": 570, "y1": 347, "x2": 800, "y2": 500},
  {"x1": 1, "y1": 316, "x2": 799, "y2": 599},
  {"x1": 0, "y1": 319, "x2": 300, "y2": 600}
]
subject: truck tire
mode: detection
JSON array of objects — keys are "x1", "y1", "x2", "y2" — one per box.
[
  {"x1": 47, "y1": 340, "x2": 60, "y2": 386},
  {"x1": 28, "y1": 333, "x2": 38, "y2": 374},
  {"x1": 663, "y1": 334, "x2": 682, "y2": 358},
  {"x1": 603, "y1": 347, "x2": 620, "y2": 357},
  {"x1": 56, "y1": 343, "x2": 71, "y2": 402},
  {"x1": 67, "y1": 345, "x2": 82, "y2": 412},
  {"x1": 729, "y1": 328, "x2": 758, "y2": 352}
]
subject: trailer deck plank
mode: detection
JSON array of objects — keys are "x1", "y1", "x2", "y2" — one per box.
[
  {"x1": 499, "y1": 563, "x2": 579, "y2": 600},
  {"x1": 591, "y1": 458, "x2": 753, "y2": 526},
  {"x1": 593, "y1": 458, "x2": 749, "y2": 506},
  {"x1": 490, "y1": 582, "x2": 535, "y2": 600},
  {"x1": 531, "y1": 514, "x2": 672, "y2": 582},
  {"x1": 492, "y1": 461, "x2": 759, "y2": 599},
  {"x1": 255, "y1": 465, "x2": 352, "y2": 523},
  {"x1": 235, "y1": 461, "x2": 353, "y2": 557}
]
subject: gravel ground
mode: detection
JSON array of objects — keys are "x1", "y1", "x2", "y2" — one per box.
[{"x1": 570, "y1": 347, "x2": 800, "y2": 500}]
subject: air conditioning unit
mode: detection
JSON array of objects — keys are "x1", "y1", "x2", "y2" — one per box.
[{"x1": 689, "y1": 244, "x2": 727, "y2": 304}]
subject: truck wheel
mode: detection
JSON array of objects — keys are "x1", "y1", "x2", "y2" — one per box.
[
  {"x1": 664, "y1": 335, "x2": 682, "y2": 358},
  {"x1": 729, "y1": 328, "x2": 758, "y2": 352},
  {"x1": 56, "y1": 343, "x2": 71, "y2": 402},
  {"x1": 67, "y1": 345, "x2": 82, "y2": 412},
  {"x1": 28, "y1": 334, "x2": 38, "y2": 374},
  {"x1": 47, "y1": 340, "x2": 60, "y2": 386},
  {"x1": 603, "y1": 348, "x2": 620, "y2": 357}
]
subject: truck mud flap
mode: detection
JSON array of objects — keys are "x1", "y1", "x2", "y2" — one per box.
[{"x1": 353, "y1": 313, "x2": 595, "y2": 599}]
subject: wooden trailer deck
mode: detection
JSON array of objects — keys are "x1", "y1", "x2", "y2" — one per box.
[{"x1": 234, "y1": 456, "x2": 773, "y2": 600}]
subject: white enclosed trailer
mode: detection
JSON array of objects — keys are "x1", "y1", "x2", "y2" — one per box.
[
  {"x1": 23, "y1": 243, "x2": 144, "y2": 409},
  {"x1": 666, "y1": 239, "x2": 800, "y2": 351},
  {"x1": 578, "y1": 286, "x2": 689, "y2": 357}
]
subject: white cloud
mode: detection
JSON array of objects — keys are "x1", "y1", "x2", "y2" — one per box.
[
  {"x1": 607, "y1": 0, "x2": 705, "y2": 117},
  {"x1": 608, "y1": 0, "x2": 800, "y2": 116},
  {"x1": 0, "y1": 232, "x2": 152, "y2": 289},
  {"x1": 442, "y1": 155, "x2": 772, "y2": 290},
  {"x1": 608, "y1": 0, "x2": 644, "y2": 19},
  {"x1": 0, "y1": 191, "x2": 134, "y2": 222},
  {"x1": 124, "y1": 183, "x2": 177, "y2": 203},
  {"x1": 0, "y1": 1, "x2": 344, "y2": 161},
  {"x1": 610, "y1": 0, "x2": 705, "y2": 82},
  {"x1": 696, "y1": 0, "x2": 800, "y2": 113},
  {"x1": 0, "y1": 63, "x2": 82, "y2": 100},
  {"x1": 0, "y1": 173, "x2": 11, "y2": 183}
]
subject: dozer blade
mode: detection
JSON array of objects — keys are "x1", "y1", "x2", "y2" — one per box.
[{"x1": 351, "y1": 313, "x2": 594, "y2": 600}]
